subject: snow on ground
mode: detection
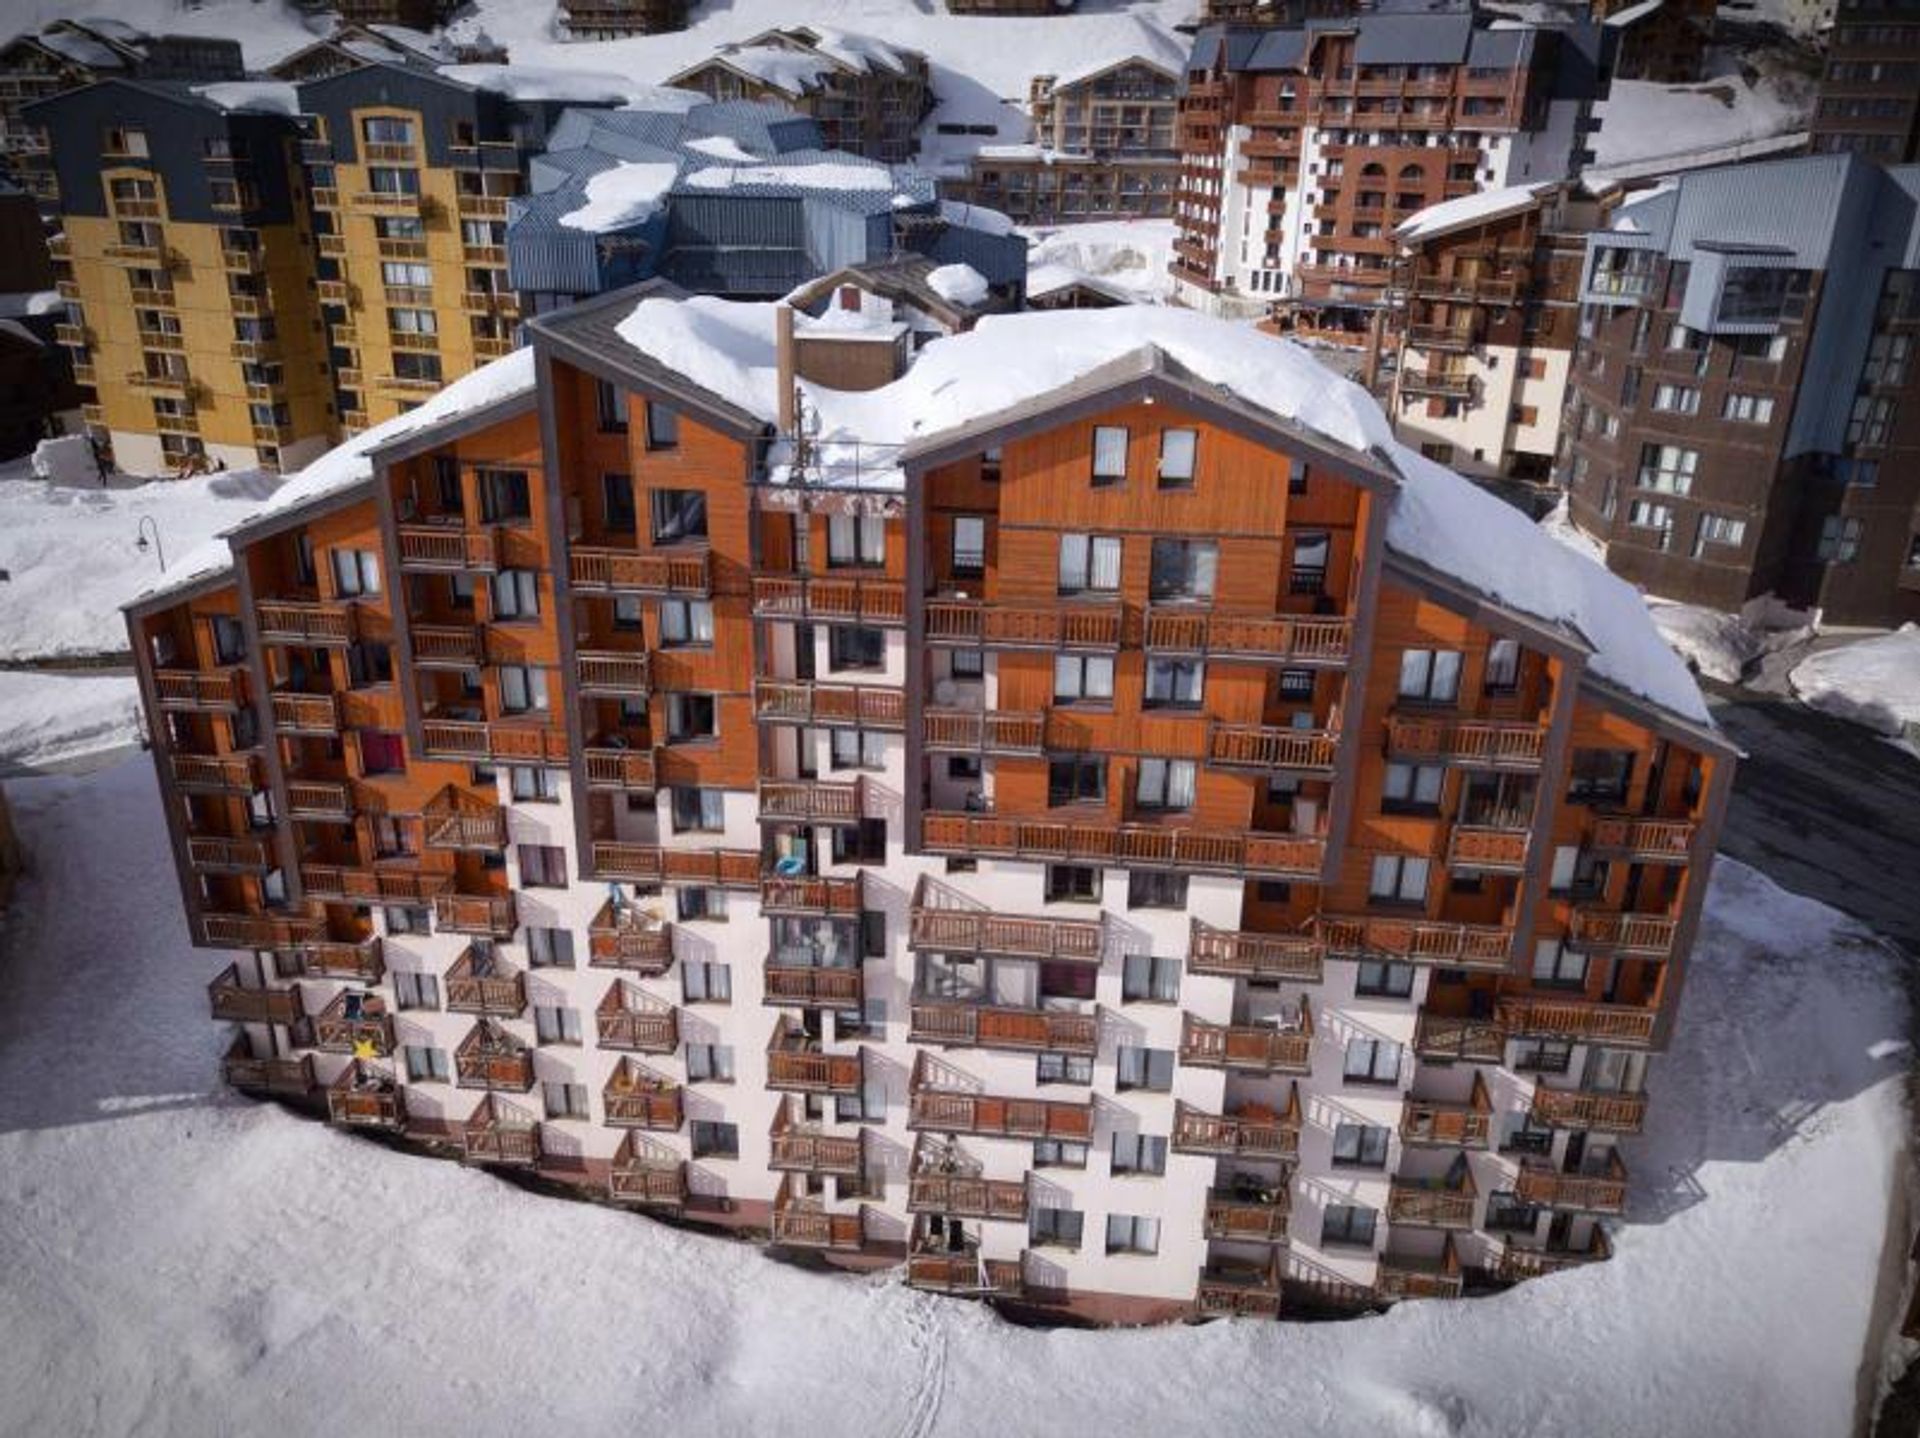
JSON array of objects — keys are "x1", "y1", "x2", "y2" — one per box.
[
  {"x1": 0, "y1": 671, "x2": 139, "y2": 771},
  {"x1": 1790, "y1": 626, "x2": 1920, "y2": 740},
  {"x1": 0, "y1": 757, "x2": 1905, "y2": 1438},
  {"x1": 1587, "y1": 53, "x2": 1815, "y2": 184},
  {"x1": 1648, "y1": 599, "x2": 1766, "y2": 685},
  {"x1": 0, "y1": 463, "x2": 284, "y2": 663},
  {"x1": 1022, "y1": 219, "x2": 1177, "y2": 303},
  {"x1": 1536, "y1": 493, "x2": 1607, "y2": 567}
]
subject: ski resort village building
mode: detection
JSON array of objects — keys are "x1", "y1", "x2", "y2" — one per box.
[{"x1": 124, "y1": 290, "x2": 1730, "y2": 1324}]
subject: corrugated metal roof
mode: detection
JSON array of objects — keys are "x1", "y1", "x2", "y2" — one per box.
[{"x1": 1352, "y1": 12, "x2": 1473, "y2": 64}]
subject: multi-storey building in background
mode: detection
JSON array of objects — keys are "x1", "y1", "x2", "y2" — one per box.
[
  {"x1": 1563, "y1": 152, "x2": 1920, "y2": 627},
  {"x1": 667, "y1": 28, "x2": 933, "y2": 165},
  {"x1": 267, "y1": 24, "x2": 497, "y2": 86},
  {"x1": 557, "y1": 0, "x2": 691, "y2": 41},
  {"x1": 125, "y1": 285, "x2": 1728, "y2": 1323},
  {"x1": 942, "y1": 58, "x2": 1183, "y2": 226},
  {"x1": 1385, "y1": 180, "x2": 1598, "y2": 481},
  {"x1": 1810, "y1": 0, "x2": 1920, "y2": 164},
  {"x1": 1170, "y1": 11, "x2": 1610, "y2": 339},
  {"x1": 1594, "y1": 0, "x2": 1713, "y2": 85},
  {"x1": 29, "y1": 80, "x2": 335, "y2": 475}
]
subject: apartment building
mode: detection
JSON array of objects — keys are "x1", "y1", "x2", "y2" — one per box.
[
  {"x1": 1563, "y1": 152, "x2": 1920, "y2": 626},
  {"x1": 296, "y1": 63, "x2": 612, "y2": 434},
  {"x1": 126, "y1": 289, "x2": 1728, "y2": 1324},
  {"x1": 667, "y1": 29, "x2": 933, "y2": 165},
  {"x1": 1171, "y1": 12, "x2": 1609, "y2": 335},
  {"x1": 268, "y1": 25, "x2": 502, "y2": 85},
  {"x1": 1810, "y1": 0, "x2": 1920, "y2": 164},
  {"x1": 556, "y1": 0, "x2": 691, "y2": 41},
  {"x1": 28, "y1": 81, "x2": 333, "y2": 476},
  {"x1": 1594, "y1": 0, "x2": 1713, "y2": 85},
  {"x1": 1199, "y1": 0, "x2": 1365, "y2": 21},
  {"x1": 942, "y1": 58, "x2": 1182, "y2": 226},
  {"x1": 1385, "y1": 180, "x2": 1598, "y2": 481}
]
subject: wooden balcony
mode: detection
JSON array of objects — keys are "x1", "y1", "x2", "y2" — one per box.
[
  {"x1": 924, "y1": 597, "x2": 1122, "y2": 650},
  {"x1": 284, "y1": 779, "x2": 352, "y2": 819},
  {"x1": 1385, "y1": 1174, "x2": 1477, "y2": 1229},
  {"x1": 758, "y1": 777, "x2": 867, "y2": 826},
  {"x1": 907, "y1": 1254, "x2": 1026, "y2": 1296},
  {"x1": 1493, "y1": 1227, "x2": 1613, "y2": 1281},
  {"x1": 766, "y1": 1016, "x2": 863, "y2": 1093},
  {"x1": 188, "y1": 834, "x2": 274, "y2": 872},
  {"x1": 909, "y1": 884, "x2": 1103, "y2": 964},
  {"x1": 1194, "y1": 1257, "x2": 1283, "y2": 1319},
  {"x1": 154, "y1": 667, "x2": 245, "y2": 712},
  {"x1": 908, "y1": 1055, "x2": 1093, "y2": 1140},
  {"x1": 420, "y1": 719, "x2": 569, "y2": 766},
  {"x1": 1318, "y1": 914, "x2": 1510, "y2": 971},
  {"x1": 396, "y1": 522, "x2": 499, "y2": 572},
  {"x1": 576, "y1": 651, "x2": 651, "y2": 696},
  {"x1": 1204, "y1": 1183, "x2": 1291, "y2": 1243},
  {"x1": 587, "y1": 899, "x2": 674, "y2": 975},
  {"x1": 751, "y1": 574, "x2": 905, "y2": 626},
  {"x1": 570, "y1": 547, "x2": 711, "y2": 596},
  {"x1": 1530, "y1": 1085, "x2": 1648, "y2": 1134},
  {"x1": 909, "y1": 1000, "x2": 1098, "y2": 1056},
  {"x1": 770, "y1": 1177, "x2": 867, "y2": 1251},
  {"x1": 1407, "y1": 323, "x2": 1479, "y2": 353},
  {"x1": 410, "y1": 624, "x2": 485, "y2": 668},
  {"x1": 763, "y1": 958, "x2": 864, "y2": 1007},
  {"x1": 299, "y1": 864, "x2": 445, "y2": 904},
  {"x1": 422, "y1": 787, "x2": 507, "y2": 850},
  {"x1": 582, "y1": 745, "x2": 658, "y2": 792},
  {"x1": 753, "y1": 678, "x2": 904, "y2": 730},
  {"x1": 1567, "y1": 907, "x2": 1677, "y2": 959},
  {"x1": 591, "y1": 843, "x2": 760, "y2": 888},
  {"x1": 1516, "y1": 1152, "x2": 1629, "y2": 1214},
  {"x1": 274, "y1": 938, "x2": 384, "y2": 984},
  {"x1": 1446, "y1": 823, "x2": 1532, "y2": 874},
  {"x1": 761, "y1": 872, "x2": 863, "y2": 916},
  {"x1": 271, "y1": 691, "x2": 339, "y2": 734},
  {"x1": 1376, "y1": 1236, "x2": 1464, "y2": 1300},
  {"x1": 1147, "y1": 608, "x2": 1352, "y2": 664},
  {"x1": 221, "y1": 1036, "x2": 315, "y2": 1097},
  {"x1": 444, "y1": 945, "x2": 525, "y2": 1017},
  {"x1": 609, "y1": 1131, "x2": 686, "y2": 1207},
  {"x1": 1171, "y1": 1095, "x2": 1301, "y2": 1159},
  {"x1": 1385, "y1": 713, "x2": 1547, "y2": 770},
  {"x1": 256, "y1": 598, "x2": 354, "y2": 646},
  {"x1": 919, "y1": 707, "x2": 1045, "y2": 755},
  {"x1": 1178, "y1": 1008, "x2": 1313, "y2": 1074},
  {"x1": 434, "y1": 890, "x2": 518, "y2": 937},
  {"x1": 1399, "y1": 368, "x2": 1474, "y2": 401},
  {"x1": 1400, "y1": 1072, "x2": 1493, "y2": 1148},
  {"x1": 1207, "y1": 722, "x2": 1338, "y2": 773},
  {"x1": 769, "y1": 1110, "x2": 863, "y2": 1176},
  {"x1": 1496, "y1": 997, "x2": 1657, "y2": 1048},
  {"x1": 603, "y1": 1058, "x2": 683, "y2": 1130},
  {"x1": 207, "y1": 965, "x2": 302, "y2": 1025},
  {"x1": 920, "y1": 813, "x2": 1323, "y2": 881},
  {"x1": 462, "y1": 1094, "x2": 541, "y2": 1167},
  {"x1": 327, "y1": 1062, "x2": 404, "y2": 1128},
  {"x1": 1187, "y1": 919, "x2": 1321, "y2": 983},
  {"x1": 201, "y1": 911, "x2": 325, "y2": 950},
  {"x1": 596, "y1": 983, "x2": 679, "y2": 1054},
  {"x1": 1413, "y1": 1009, "x2": 1505, "y2": 1063},
  {"x1": 1589, "y1": 815, "x2": 1695, "y2": 864},
  {"x1": 314, "y1": 991, "x2": 393, "y2": 1056},
  {"x1": 454, "y1": 1020, "x2": 535, "y2": 1092},
  {"x1": 908, "y1": 1171, "x2": 1029, "y2": 1222}
]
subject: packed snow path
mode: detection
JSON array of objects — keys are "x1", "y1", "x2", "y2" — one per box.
[{"x1": 0, "y1": 759, "x2": 1906, "y2": 1438}]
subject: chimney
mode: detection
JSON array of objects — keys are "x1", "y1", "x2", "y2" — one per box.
[{"x1": 775, "y1": 302, "x2": 797, "y2": 433}]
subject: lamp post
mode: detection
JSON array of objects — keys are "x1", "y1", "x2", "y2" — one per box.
[{"x1": 136, "y1": 515, "x2": 166, "y2": 572}]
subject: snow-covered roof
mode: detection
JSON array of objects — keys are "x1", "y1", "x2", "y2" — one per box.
[
  {"x1": 33, "y1": 29, "x2": 126, "y2": 69},
  {"x1": 926, "y1": 263, "x2": 989, "y2": 306},
  {"x1": 673, "y1": 26, "x2": 921, "y2": 96},
  {"x1": 559, "y1": 161, "x2": 680, "y2": 232},
  {"x1": 1394, "y1": 181, "x2": 1556, "y2": 244},
  {"x1": 436, "y1": 63, "x2": 676, "y2": 105},
  {"x1": 1024, "y1": 261, "x2": 1134, "y2": 304},
  {"x1": 190, "y1": 80, "x2": 299, "y2": 116}
]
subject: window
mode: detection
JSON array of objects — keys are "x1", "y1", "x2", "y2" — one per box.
[
  {"x1": 1531, "y1": 939, "x2": 1588, "y2": 990},
  {"x1": 950, "y1": 649, "x2": 985, "y2": 681},
  {"x1": 1116, "y1": 1046, "x2": 1174, "y2": 1092},
  {"x1": 595, "y1": 379, "x2": 628, "y2": 432},
  {"x1": 1381, "y1": 762, "x2": 1444, "y2": 814},
  {"x1": 684, "y1": 1042, "x2": 734, "y2": 1082},
  {"x1": 828, "y1": 625, "x2": 885, "y2": 671},
  {"x1": 497, "y1": 664, "x2": 549, "y2": 715},
  {"x1": 394, "y1": 970, "x2": 440, "y2": 1011},
  {"x1": 1157, "y1": 428, "x2": 1196, "y2": 489},
  {"x1": 1836, "y1": 457, "x2": 1879, "y2": 489},
  {"x1": 1484, "y1": 637, "x2": 1520, "y2": 692},
  {"x1": 1035, "y1": 1138, "x2": 1089, "y2": 1169},
  {"x1": 1143, "y1": 657, "x2": 1204, "y2": 709},
  {"x1": 1567, "y1": 748, "x2": 1633, "y2": 804},
  {"x1": 1105, "y1": 1213, "x2": 1160, "y2": 1255},
  {"x1": 1036, "y1": 1052, "x2": 1093, "y2": 1085},
  {"x1": 1715, "y1": 265, "x2": 1810, "y2": 325},
  {"x1": 1331, "y1": 1122, "x2": 1390, "y2": 1168},
  {"x1": 1355, "y1": 960, "x2": 1414, "y2": 998},
  {"x1": 330, "y1": 548, "x2": 381, "y2": 597},
  {"x1": 1091, "y1": 425, "x2": 1129, "y2": 485},
  {"x1": 538, "y1": 1081, "x2": 587, "y2": 1121},
  {"x1": 1030, "y1": 1206, "x2": 1086, "y2": 1249},
  {"x1": 1278, "y1": 668, "x2": 1315, "y2": 700},
  {"x1": 1048, "y1": 755, "x2": 1107, "y2": 806},
  {"x1": 830, "y1": 729, "x2": 887, "y2": 771},
  {"x1": 1636, "y1": 443, "x2": 1697, "y2": 495},
  {"x1": 1817, "y1": 515, "x2": 1863, "y2": 564},
  {"x1": 1053, "y1": 653, "x2": 1115, "y2": 703},
  {"x1": 951, "y1": 515, "x2": 986, "y2": 577},
  {"x1": 404, "y1": 1045, "x2": 449, "y2": 1083},
  {"x1": 645, "y1": 400, "x2": 679, "y2": 451},
  {"x1": 362, "y1": 116, "x2": 415, "y2": 146},
  {"x1": 1045, "y1": 864, "x2": 1102, "y2": 903},
  {"x1": 1628, "y1": 499, "x2": 1673, "y2": 541},
  {"x1": 980, "y1": 445, "x2": 1002, "y2": 482},
  {"x1": 366, "y1": 166, "x2": 420, "y2": 199},
  {"x1": 682, "y1": 960, "x2": 731, "y2": 1004},
  {"x1": 678, "y1": 887, "x2": 728, "y2": 922},
  {"x1": 518, "y1": 844, "x2": 566, "y2": 888},
  {"x1": 827, "y1": 513, "x2": 885, "y2": 567},
  {"x1": 1128, "y1": 870, "x2": 1189, "y2": 911},
  {"x1": 525, "y1": 926, "x2": 573, "y2": 969},
  {"x1": 534, "y1": 1004, "x2": 582, "y2": 1045},
  {"x1": 666, "y1": 693, "x2": 717, "y2": 742},
  {"x1": 599, "y1": 472, "x2": 636, "y2": 535},
  {"x1": 389, "y1": 306, "x2": 438, "y2": 338},
  {"x1": 650, "y1": 598, "x2": 712, "y2": 648},
  {"x1": 346, "y1": 641, "x2": 392, "y2": 688},
  {"x1": 1134, "y1": 758, "x2": 1196, "y2": 812},
  {"x1": 1369, "y1": 854, "x2": 1429, "y2": 905},
  {"x1": 1512, "y1": 1038, "x2": 1574, "y2": 1074},
  {"x1": 1343, "y1": 1037, "x2": 1402, "y2": 1085},
  {"x1": 671, "y1": 786, "x2": 725, "y2": 832},
  {"x1": 1057, "y1": 533, "x2": 1121, "y2": 594},
  {"x1": 1650, "y1": 383, "x2": 1700, "y2": 415},
  {"x1": 832, "y1": 818, "x2": 888, "y2": 866},
  {"x1": 1288, "y1": 532, "x2": 1330, "y2": 595},
  {"x1": 508, "y1": 765, "x2": 560, "y2": 803},
  {"x1": 489, "y1": 569, "x2": 539, "y2": 620},
  {"x1": 359, "y1": 730, "x2": 406, "y2": 776},
  {"x1": 1111, "y1": 1133, "x2": 1168, "y2": 1175},
  {"x1": 691, "y1": 1120, "x2": 739, "y2": 1158},
  {"x1": 1148, "y1": 539, "x2": 1217, "y2": 601},
  {"x1": 1694, "y1": 512, "x2": 1747, "y2": 555},
  {"x1": 384, "y1": 904, "x2": 431, "y2": 936},
  {"x1": 1122, "y1": 954, "x2": 1180, "y2": 1002},
  {"x1": 650, "y1": 489, "x2": 707, "y2": 544},
  {"x1": 1721, "y1": 392, "x2": 1775, "y2": 424},
  {"x1": 1397, "y1": 649, "x2": 1461, "y2": 703},
  {"x1": 1863, "y1": 332, "x2": 1912, "y2": 388}
]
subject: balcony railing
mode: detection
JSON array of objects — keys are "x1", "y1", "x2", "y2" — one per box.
[
  {"x1": 273, "y1": 938, "x2": 384, "y2": 984},
  {"x1": 444, "y1": 945, "x2": 526, "y2": 1017},
  {"x1": 1171, "y1": 1096, "x2": 1300, "y2": 1158},
  {"x1": 1376, "y1": 1237, "x2": 1464, "y2": 1300},
  {"x1": 758, "y1": 777, "x2": 867, "y2": 826},
  {"x1": 454, "y1": 1020, "x2": 535, "y2": 1091},
  {"x1": 314, "y1": 991, "x2": 393, "y2": 1056},
  {"x1": 187, "y1": 834, "x2": 274, "y2": 872},
  {"x1": 609, "y1": 1131, "x2": 686, "y2": 1207},
  {"x1": 570, "y1": 547, "x2": 710, "y2": 596},
  {"x1": 1413, "y1": 1009, "x2": 1505, "y2": 1063},
  {"x1": 153, "y1": 667, "x2": 245, "y2": 711},
  {"x1": 908, "y1": 1172, "x2": 1029, "y2": 1222},
  {"x1": 1399, "y1": 1072, "x2": 1493, "y2": 1148},
  {"x1": 920, "y1": 813, "x2": 1323, "y2": 880},
  {"x1": 909, "y1": 883, "x2": 1103, "y2": 963},
  {"x1": 582, "y1": 745, "x2": 658, "y2": 792},
  {"x1": 751, "y1": 574, "x2": 905, "y2": 626},
  {"x1": 1567, "y1": 907, "x2": 1677, "y2": 959},
  {"x1": 284, "y1": 779, "x2": 351, "y2": 819},
  {"x1": 1399, "y1": 368, "x2": 1475, "y2": 401},
  {"x1": 1530, "y1": 1085, "x2": 1648, "y2": 1134},
  {"x1": 299, "y1": 864, "x2": 445, "y2": 904},
  {"x1": 591, "y1": 843, "x2": 760, "y2": 888},
  {"x1": 1446, "y1": 823, "x2": 1531, "y2": 873},
  {"x1": 1178, "y1": 1009, "x2": 1313, "y2": 1074},
  {"x1": 753, "y1": 678, "x2": 905, "y2": 730},
  {"x1": 604, "y1": 1059, "x2": 683, "y2": 1129},
  {"x1": 201, "y1": 911, "x2": 325, "y2": 950},
  {"x1": 207, "y1": 964, "x2": 302, "y2": 1025},
  {"x1": 770, "y1": 1178, "x2": 868, "y2": 1251},
  {"x1": 1515, "y1": 1152, "x2": 1629, "y2": 1214},
  {"x1": 410, "y1": 624, "x2": 485, "y2": 668},
  {"x1": 770, "y1": 1110, "x2": 864, "y2": 1176},
  {"x1": 766, "y1": 1016, "x2": 863, "y2": 1093},
  {"x1": 326, "y1": 1063, "x2": 404, "y2": 1128},
  {"x1": 587, "y1": 899, "x2": 674, "y2": 975},
  {"x1": 1145, "y1": 609, "x2": 1352, "y2": 664},
  {"x1": 221, "y1": 1036, "x2": 315, "y2": 1097},
  {"x1": 1385, "y1": 1175, "x2": 1477, "y2": 1229},
  {"x1": 908, "y1": 1000, "x2": 1098, "y2": 1056},
  {"x1": 760, "y1": 872, "x2": 863, "y2": 915},
  {"x1": 1492, "y1": 1228, "x2": 1613, "y2": 1281},
  {"x1": 462, "y1": 1095, "x2": 541, "y2": 1167},
  {"x1": 919, "y1": 707, "x2": 1046, "y2": 754},
  {"x1": 1318, "y1": 914, "x2": 1510, "y2": 970},
  {"x1": 763, "y1": 959, "x2": 864, "y2": 1007},
  {"x1": 1589, "y1": 815, "x2": 1695, "y2": 864},
  {"x1": 1203, "y1": 1185, "x2": 1290, "y2": 1243},
  {"x1": 1496, "y1": 997, "x2": 1657, "y2": 1048},
  {"x1": 271, "y1": 691, "x2": 339, "y2": 734},
  {"x1": 433, "y1": 891, "x2": 518, "y2": 938},
  {"x1": 1207, "y1": 722, "x2": 1338, "y2": 773},
  {"x1": 1194, "y1": 1257, "x2": 1283, "y2": 1318},
  {"x1": 907, "y1": 1052, "x2": 1092, "y2": 1140},
  {"x1": 907, "y1": 1254, "x2": 1026, "y2": 1297},
  {"x1": 596, "y1": 983, "x2": 679, "y2": 1053},
  {"x1": 924, "y1": 597, "x2": 1122, "y2": 650},
  {"x1": 576, "y1": 651, "x2": 651, "y2": 696},
  {"x1": 420, "y1": 719, "x2": 570, "y2": 766},
  {"x1": 256, "y1": 598, "x2": 353, "y2": 646},
  {"x1": 1187, "y1": 919, "x2": 1321, "y2": 983},
  {"x1": 396, "y1": 522, "x2": 499, "y2": 572}
]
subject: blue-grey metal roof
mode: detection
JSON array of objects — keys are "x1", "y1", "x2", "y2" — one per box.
[{"x1": 1352, "y1": 12, "x2": 1473, "y2": 64}]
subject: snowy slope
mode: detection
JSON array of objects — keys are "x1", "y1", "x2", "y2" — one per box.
[
  {"x1": 0, "y1": 758, "x2": 1905, "y2": 1438},
  {"x1": 1790, "y1": 626, "x2": 1920, "y2": 739},
  {"x1": 0, "y1": 671, "x2": 140, "y2": 770}
]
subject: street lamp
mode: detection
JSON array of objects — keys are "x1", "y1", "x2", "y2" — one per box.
[{"x1": 136, "y1": 515, "x2": 166, "y2": 572}]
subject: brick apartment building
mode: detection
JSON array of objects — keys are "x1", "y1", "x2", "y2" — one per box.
[
  {"x1": 125, "y1": 289, "x2": 1726, "y2": 1321},
  {"x1": 1810, "y1": 0, "x2": 1920, "y2": 164},
  {"x1": 1563, "y1": 152, "x2": 1920, "y2": 626},
  {"x1": 1170, "y1": 10, "x2": 1610, "y2": 338}
]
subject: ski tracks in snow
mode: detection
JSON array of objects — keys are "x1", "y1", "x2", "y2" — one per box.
[{"x1": 894, "y1": 1292, "x2": 948, "y2": 1438}]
